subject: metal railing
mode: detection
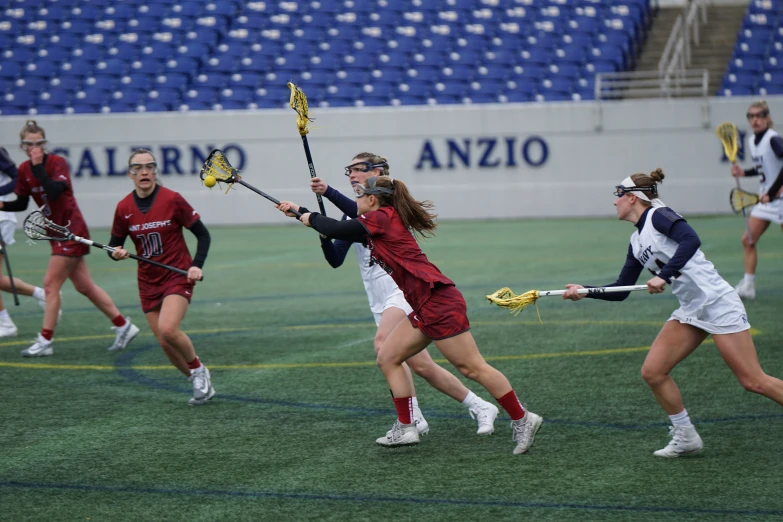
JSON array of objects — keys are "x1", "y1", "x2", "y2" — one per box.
[
  {"x1": 659, "y1": 0, "x2": 709, "y2": 76},
  {"x1": 595, "y1": 69, "x2": 710, "y2": 100}
]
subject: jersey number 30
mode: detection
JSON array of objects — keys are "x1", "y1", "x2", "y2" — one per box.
[{"x1": 138, "y1": 232, "x2": 163, "y2": 258}]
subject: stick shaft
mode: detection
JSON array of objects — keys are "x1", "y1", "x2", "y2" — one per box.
[
  {"x1": 70, "y1": 235, "x2": 193, "y2": 278},
  {"x1": 301, "y1": 135, "x2": 327, "y2": 215},
  {"x1": 0, "y1": 237, "x2": 20, "y2": 306},
  {"x1": 538, "y1": 285, "x2": 649, "y2": 297},
  {"x1": 237, "y1": 179, "x2": 302, "y2": 218},
  {"x1": 732, "y1": 162, "x2": 755, "y2": 245}
]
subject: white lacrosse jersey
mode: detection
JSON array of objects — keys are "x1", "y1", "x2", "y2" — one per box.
[
  {"x1": 0, "y1": 170, "x2": 17, "y2": 224},
  {"x1": 748, "y1": 128, "x2": 783, "y2": 196},
  {"x1": 630, "y1": 208, "x2": 733, "y2": 315}
]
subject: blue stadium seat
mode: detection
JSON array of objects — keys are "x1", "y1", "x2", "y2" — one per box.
[{"x1": 0, "y1": 62, "x2": 23, "y2": 78}]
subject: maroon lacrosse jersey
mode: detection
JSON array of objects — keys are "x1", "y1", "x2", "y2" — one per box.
[
  {"x1": 16, "y1": 154, "x2": 90, "y2": 255},
  {"x1": 358, "y1": 206, "x2": 454, "y2": 312},
  {"x1": 111, "y1": 186, "x2": 199, "y2": 292}
]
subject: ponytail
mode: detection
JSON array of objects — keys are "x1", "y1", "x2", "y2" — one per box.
[{"x1": 371, "y1": 177, "x2": 437, "y2": 238}]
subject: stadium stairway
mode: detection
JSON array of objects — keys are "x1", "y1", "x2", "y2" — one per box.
[
  {"x1": 634, "y1": 4, "x2": 747, "y2": 95},
  {"x1": 689, "y1": 4, "x2": 747, "y2": 95}
]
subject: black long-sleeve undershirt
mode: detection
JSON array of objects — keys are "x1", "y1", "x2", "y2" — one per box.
[
  {"x1": 32, "y1": 160, "x2": 68, "y2": 201},
  {"x1": 308, "y1": 212, "x2": 367, "y2": 243}
]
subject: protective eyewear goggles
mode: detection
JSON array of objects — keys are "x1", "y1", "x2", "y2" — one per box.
[
  {"x1": 21, "y1": 139, "x2": 47, "y2": 150},
  {"x1": 129, "y1": 162, "x2": 158, "y2": 175},
  {"x1": 353, "y1": 176, "x2": 394, "y2": 198},
  {"x1": 613, "y1": 185, "x2": 657, "y2": 198},
  {"x1": 746, "y1": 110, "x2": 769, "y2": 120},
  {"x1": 344, "y1": 161, "x2": 387, "y2": 176}
]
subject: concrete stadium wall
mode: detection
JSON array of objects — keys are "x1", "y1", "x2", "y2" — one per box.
[{"x1": 0, "y1": 95, "x2": 780, "y2": 227}]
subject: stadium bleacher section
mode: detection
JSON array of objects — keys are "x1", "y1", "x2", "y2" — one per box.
[
  {"x1": 1, "y1": 0, "x2": 653, "y2": 114},
  {"x1": 721, "y1": 0, "x2": 783, "y2": 97}
]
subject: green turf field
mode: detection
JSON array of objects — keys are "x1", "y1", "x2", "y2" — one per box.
[{"x1": 1, "y1": 215, "x2": 782, "y2": 521}]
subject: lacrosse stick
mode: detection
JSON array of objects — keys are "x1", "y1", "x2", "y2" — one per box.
[
  {"x1": 486, "y1": 285, "x2": 649, "y2": 316},
  {"x1": 730, "y1": 187, "x2": 760, "y2": 214},
  {"x1": 0, "y1": 236, "x2": 20, "y2": 306},
  {"x1": 23, "y1": 211, "x2": 199, "y2": 279},
  {"x1": 198, "y1": 149, "x2": 301, "y2": 218},
  {"x1": 716, "y1": 122, "x2": 754, "y2": 244},
  {"x1": 288, "y1": 82, "x2": 327, "y2": 216}
]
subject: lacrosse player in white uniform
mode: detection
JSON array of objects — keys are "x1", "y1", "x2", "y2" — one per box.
[
  {"x1": 562, "y1": 169, "x2": 783, "y2": 457},
  {"x1": 0, "y1": 146, "x2": 48, "y2": 337},
  {"x1": 730, "y1": 101, "x2": 783, "y2": 300},
  {"x1": 309, "y1": 152, "x2": 499, "y2": 437}
]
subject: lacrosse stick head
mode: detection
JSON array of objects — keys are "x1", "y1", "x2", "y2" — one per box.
[
  {"x1": 485, "y1": 287, "x2": 541, "y2": 316},
  {"x1": 199, "y1": 149, "x2": 240, "y2": 191},
  {"x1": 715, "y1": 122, "x2": 739, "y2": 163},
  {"x1": 23, "y1": 210, "x2": 71, "y2": 242},
  {"x1": 730, "y1": 187, "x2": 759, "y2": 213},
  {"x1": 287, "y1": 82, "x2": 313, "y2": 136}
]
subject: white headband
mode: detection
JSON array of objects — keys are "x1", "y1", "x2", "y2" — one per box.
[{"x1": 619, "y1": 176, "x2": 666, "y2": 208}]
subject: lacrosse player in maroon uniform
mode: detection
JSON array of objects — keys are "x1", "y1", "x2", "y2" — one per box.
[
  {"x1": 109, "y1": 149, "x2": 214, "y2": 406},
  {"x1": 278, "y1": 176, "x2": 543, "y2": 454},
  {"x1": 0, "y1": 120, "x2": 139, "y2": 357}
]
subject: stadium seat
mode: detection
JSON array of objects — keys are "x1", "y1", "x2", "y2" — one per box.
[{"x1": 9, "y1": 0, "x2": 648, "y2": 112}]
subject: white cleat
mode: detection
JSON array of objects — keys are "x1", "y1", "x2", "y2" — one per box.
[
  {"x1": 511, "y1": 411, "x2": 543, "y2": 455},
  {"x1": 188, "y1": 366, "x2": 216, "y2": 405},
  {"x1": 108, "y1": 318, "x2": 140, "y2": 352},
  {"x1": 386, "y1": 406, "x2": 429, "y2": 437},
  {"x1": 20, "y1": 334, "x2": 53, "y2": 357},
  {"x1": 0, "y1": 317, "x2": 18, "y2": 338},
  {"x1": 734, "y1": 279, "x2": 756, "y2": 300},
  {"x1": 413, "y1": 405, "x2": 429, "y2": 435},
  {"x1": 469, "y1": 397, "x2": 499, "y2": 435},
  {"x1": 377, "y1": 420, "x2": 420, "y2": 447},
  {"x1": 653, "y1": 425, "x2": 703, "y2": 458}
]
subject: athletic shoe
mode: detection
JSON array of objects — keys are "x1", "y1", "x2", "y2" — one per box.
[
  {"x1": 735, "y1": 279, "x2": 756, "y2": 300},
  {"x1": 188, "y1": 366, "x2": 216, "y2": 405},
  {"x1": 413, "y1": 405, "x2": 429, "y2": 435},
  {"x1": 376, "y1": 420, "x2": 420, "y2": 447},
  {"x1": 468, "y1": 397, "x2": 499, "y2": 435},
  {"x1": 653, "y1": 425, "x2": 703, "y2": 458},
  {"x1": 386, "y1": 406, "x2": 429, "y2": 437},
  {"x1": 0, "y1": 316, "x2": 18, "y2": 338},
  {"x1": 107, "y1": 318, "x2": 140, "y2": 352},
  {"x1": 20, "y1": 334, "x2": 53, "y2": 357},
  {"x1": 511, "y1": 411, "x2": 543, "y2": 455}
]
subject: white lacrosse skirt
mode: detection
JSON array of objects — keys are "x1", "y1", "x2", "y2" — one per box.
[
  {"x1": 0, "y1": 220, "x2": 15, "y2": 246},
  {"x1": 668, "y1": 291, "x2": 750, "y2": 335},
  {"x1": 750, "y1": 199, "x2": 783, "y2": 224},
  {"x1": 369, "y1": 275, "x2": 413, "y2": 326}
]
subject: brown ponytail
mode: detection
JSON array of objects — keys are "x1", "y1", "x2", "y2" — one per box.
[{"x1": 370, "y1": 177, "x2": 437, "y2": 238}]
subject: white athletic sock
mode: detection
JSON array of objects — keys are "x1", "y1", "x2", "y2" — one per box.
[
  {"x1": 668, "y1": 409, "x2": 693, "y2": 428},
  {"x1": 744, "y1": 274, "x2": 755, "y2": 284},
  {"x1": 33, "y1": 287, "x2": 45, "y2": 300},
  {"x1": 461, "y1": 390, "x2": 478, "y2": 407},
  {"x1": 411, "y1": 397, "x2": 419, "y2": 409},
  {"x1": 0, "y1": 309, "x2": 9, "y2": 319}
]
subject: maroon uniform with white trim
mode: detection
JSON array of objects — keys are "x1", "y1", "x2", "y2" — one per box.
[
  {"x1": 359, "y1": 206, "x2": 469, "y2": 339},
  {"x1": 16, "y1": 154, "x2": 90, "y2": 257},
  {"x1": 112, "y1": 187, "x2": 199, "y2": 312}
]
